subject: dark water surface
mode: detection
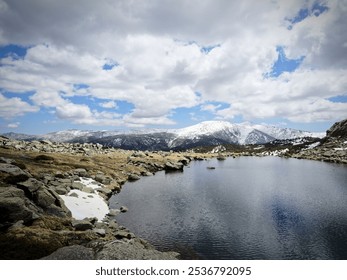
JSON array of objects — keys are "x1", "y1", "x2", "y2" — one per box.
[{"x1": 110, "y1": 157, "x2": 347, "y2": 259}]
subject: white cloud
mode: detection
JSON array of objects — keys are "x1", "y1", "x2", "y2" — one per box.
[
  {"x1": 55, "y1": 102, "x2": 122, "y2": 126},
  {"x1": 56, "y1": 103, "x2": 93, "y2": 120},
  {"x1": 99, "y1": 100, "x2": 118, "y2": 109},
  {"x1": 7, "y1": 122, "x2": 20, "y2": 128},
  {"x1": 0, "y1": 93, "x2": 39, "y2": 118},
  {"x1": 30, "y1": 91, "x2": 66, "y2": 107},
  {"x1": 201, "y1": 104, "x2": 222, "y2": 113},
  {"x1": 0, "y1": 0, "x2": 346, "y2": 129}
]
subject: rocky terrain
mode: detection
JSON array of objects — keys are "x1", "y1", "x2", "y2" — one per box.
[
  {"x1": 201, "y1": 118, "x2": 347, "y2": 164},
  {"x1": 0, "y1": 136, "x2": 212, "y2": 260},
  {"x1": 285, "y1": 119, "x2": 347, "y2": 164},
  {"x1": 0, "y1": 118, "x2": 346, "y2": 260}
]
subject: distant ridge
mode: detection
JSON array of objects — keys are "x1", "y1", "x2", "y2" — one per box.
[{"x1": 3, "y1": 121, "x2": 325, "y2": 151}]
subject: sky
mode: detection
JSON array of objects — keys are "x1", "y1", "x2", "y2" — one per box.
[{"x1": 0, "y1": 0, "x2": 347, "y2": 134}]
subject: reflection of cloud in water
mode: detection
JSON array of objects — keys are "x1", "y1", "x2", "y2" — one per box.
[
  {"x1": 270, "y1": 198, "x2": 331, "y2": 259},
  {"x1": 111, "y1": 157, "x2": 347, "y2": 259},
  {"x1": 271, "y1": 199, "x2": 305, "y2": 235}
]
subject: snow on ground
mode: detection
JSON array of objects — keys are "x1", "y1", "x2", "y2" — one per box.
[
  {"x1": 334, "y1": 147, "x2": 347, "y2": 151},
  {"x1": 79, "y1": 177, "x2": 102, "y2": 190},
  {"x1": 253, "y1": 146, "x2": 264, "y2": 150},
  {"x1": 304, "y1": 142, "x2": 321, "y2": 150},
  {"x1": 260, "y1": 148, "x2": 289, "y2": 156},
  {"x1": 60, "y1": 178, "x2": 109, "y2": 221}
]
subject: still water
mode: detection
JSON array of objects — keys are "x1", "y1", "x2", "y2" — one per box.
[{"x1": 110, "y1": 157, "x2": 347, "y2": 259}]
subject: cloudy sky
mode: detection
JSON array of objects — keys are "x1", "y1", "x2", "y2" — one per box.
[{"x1": 0, "y1": 0, "x2": 347, "y2": 134}]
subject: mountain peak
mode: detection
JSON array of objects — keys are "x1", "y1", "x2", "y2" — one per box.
[
  {"x1": 3, "y1": 120, "x2": 325, "y2": 151},
  {"x1": 174, "y1": 120, "x2": 236, "y2": 137}
]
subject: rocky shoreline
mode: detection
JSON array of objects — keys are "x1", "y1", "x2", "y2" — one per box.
[
  {"x1": 1, "y1": 118, "x2": 346, "y2": 259},
  {"x1": 0, "y1": 136, "x2": 213, "y2": 260}
]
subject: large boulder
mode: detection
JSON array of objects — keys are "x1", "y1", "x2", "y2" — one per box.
[
  {"x1": 164, "y1": 161, "x2": 184, "y2": 171},
  {"x1": 0, "y1": 163, "x2": 31, "y2": 184},
  {"x1": 17, "y1": 178, "x2": 44, "y2": 194},
  {"x1": 0, "y1": 187, "x2": 40, "y2": 227},
  {"x1": 95, "y1": 240, "x2": 179, "y2": 260},
  {"x1": 35, "y1": 188, "x2": 56, "y2": 209},
  {"x1": 128, "y1": 173, "x2": 140, "y2": 181},
  {"x1": 326, "y1": 118, "x2": 347, "y2": 138},
  {"x1": 41, "y1": 245, "x2": 94, "y2": 260},
  {"x1": 72, "y1": 219, "x2": 94, "y2": 231}
]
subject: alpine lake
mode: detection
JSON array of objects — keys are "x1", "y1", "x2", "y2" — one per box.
[{"x1": 110, "y1": 156, "x2": 347, "y2": 260}]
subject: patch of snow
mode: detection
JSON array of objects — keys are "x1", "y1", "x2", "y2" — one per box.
[
  {"x1": 292, "y1": 139, "x2": 305, "y2": 145},
  {"x1": 210, "y1": 145, "x2": 226, "y2": 153},
  {"x1": 334, "y1": 147, "x2": 347, "y2": 151},
  {"x1": 305, "y1": 142, "x2": 320, "y2": 149},
  {"x1": 260, "y1": 148, "x2": 289, "y2": 156},
  {"x1": 253, "y1": 146, "x2": 264, "y2": 150},
  {"x1": 60, "y1": 178, "x2": 109, "y2": 220},
  {"x1": 78, "y1": 177, "x2": 102, "y2": 190},
  {"x1": 60, "y1": 190, "x2": 109, "y2": 221}
]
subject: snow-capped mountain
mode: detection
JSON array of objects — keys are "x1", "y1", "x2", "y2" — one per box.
[
  {"x1": 41, "y1": 129, "x2": 123, "y2": 143},
  {"x1": 3, "y1": 121, "x2": 324, "y2": 151},
  {"x1": 252, "y1": 123, "x2": 325, "y2": 140},
  {"x1": 171, "y1": 121, "x2": 275, "y2": 146}
]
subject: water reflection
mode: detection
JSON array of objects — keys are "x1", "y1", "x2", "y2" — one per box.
[{"x1": 110, "y1": 157, "x2": 347, "y2": 259}]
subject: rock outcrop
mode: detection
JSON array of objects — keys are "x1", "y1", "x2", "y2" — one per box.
[
  {"x1": 326, "y1": 118, "x2": 347, "y2": 138},
  {"x1": 289, "y1": 118, "x2": 347, "y2": 164}
]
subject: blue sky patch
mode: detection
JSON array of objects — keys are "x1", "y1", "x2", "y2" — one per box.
[
  {"x1": 73, "y1": 83, "x2": 90, "y2": 90},
  {"x1": 200, "y1": 44, "x2": 220, "y2": 54},
  {"x1": 110, "y1": 100, "x2": 134, "y2": 114},
  {"x1": 1, "y1": 90, "x2": 36, "y2": 103},
  {"x1": 171, "y1": 106, "x2": 204, "y2": 127},
  {"x1": 66, "y1": 95, "x2": 94, "y2": 106},
  {"x1": 103, "y1": 61, "x2": 119, "y2": 70},
  {"x1": 266, "y1": 46, "x2": 305, "y2": 78},
  {"x1": 312, "y1": 2, "x2": 329, "y2": 16},
  {"x1": 328, "y1": 95, "x2": 347, "y2": 103},
  {"x1": 0, "y1": 44, "x2": 29, "y2": 60},
  {"x1": 286, "y1": 1, "x2": 329, "y2": 29},
  {"x1": 171, "y1": 102, "x2": 229, "y2": 128}
]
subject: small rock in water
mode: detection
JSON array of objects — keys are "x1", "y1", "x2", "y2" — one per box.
[
  {"x1": 108, "y1": 209, "x2": 120, "y2": 216},
  {"x1": 128, "y1": 173, "x2": 141, "y2": 181},
  {"x1": 120, "y1": 206, "x2": 128, "y2": 213},
  {"x1": 217, "y1": 156, "x2": 226, "y2": 160}
]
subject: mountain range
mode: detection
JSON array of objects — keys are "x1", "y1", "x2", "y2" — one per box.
[{"x1": 3, "y1": 121, "x2": 325, "y2": 151}]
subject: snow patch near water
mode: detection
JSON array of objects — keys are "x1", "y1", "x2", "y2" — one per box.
[
  {"x1": 60, "y1": 178, "x2": 109, "y2": 221},
  {"x1": 79, "y1": 177, "x2": 102, "y2": 189}
]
